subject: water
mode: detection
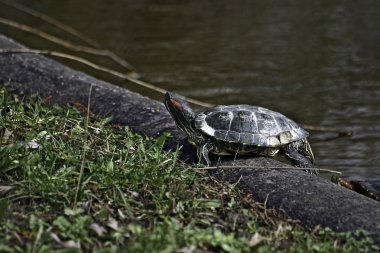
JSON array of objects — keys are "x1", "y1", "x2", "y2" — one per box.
[{"x1": 1, "y1": 0, "x2": 380, "y2": 193}]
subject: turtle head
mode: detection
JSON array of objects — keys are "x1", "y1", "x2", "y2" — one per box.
[{"x1": 164, "y1": 92, "x2": 197, "y2": 136}]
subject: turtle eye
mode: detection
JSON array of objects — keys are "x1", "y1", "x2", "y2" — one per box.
[{"x1": 170, "y1": 99, "x2": 183, "y2": 110}]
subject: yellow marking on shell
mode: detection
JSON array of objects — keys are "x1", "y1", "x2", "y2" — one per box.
[
  {"x1": 267, "y1": 136, "x2": 281, "y2": 146},
  {"x1": 279, "y1": 131, "x2": 293, "y2": 144}
]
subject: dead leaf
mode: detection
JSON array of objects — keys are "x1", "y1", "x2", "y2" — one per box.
[
  {"x1": 249, "y1": 232, "x2": 263, "y2": 247},
  {"x1": 107, "y1": 216, "x2": 119, "y2": 231},
  {"x1": 89, "y1": 222, "x2": 107, "y2": 236},
  {"x1": 0, "y1": 185, "x2": 15, "y2": 197}
]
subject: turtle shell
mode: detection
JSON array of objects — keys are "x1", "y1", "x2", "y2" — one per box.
[{"x1": 194, "y1": 105, "x2": 308, "y2": 147}]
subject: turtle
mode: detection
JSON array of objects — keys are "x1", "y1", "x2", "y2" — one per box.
[{"x1": 164, "y1": 92, "x2": 316, "y2": 175}]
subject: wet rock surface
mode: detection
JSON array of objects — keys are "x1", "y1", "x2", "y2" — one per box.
[{"x1": 1, "y1": 34, "x2": 379, "y2": 244}]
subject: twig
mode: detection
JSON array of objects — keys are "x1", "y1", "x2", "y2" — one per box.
[
  {"x1": 0, "y1": 17, "x2": 136, "y2": 72},
  {"x1": 264, "y1": 194, "x2": 269, "y2": 219},
  {"x1": 0, "y1": 48, "x2": 214, "y2": 108},
  {"x1": 302, "y1": 124, "x2": 353, "y2": 136},
  {"x1": 0, "y1": 0, "x2": 100, "y2": 48},
  {"x1": 195, "y1": 165, "x2": 342, "y2": 175}
]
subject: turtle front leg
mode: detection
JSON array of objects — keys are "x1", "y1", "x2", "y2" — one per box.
[
  {"x1": 284, "y1": 138, "x2": 317, "y2": 175},
  {"x1": 197, "y1": 142, "x2": 212, "y2": 166}
]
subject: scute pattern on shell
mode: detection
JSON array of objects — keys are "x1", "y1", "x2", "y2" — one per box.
[{"x1": 194, "y1": 105, "x2": 308, "y2": 147}]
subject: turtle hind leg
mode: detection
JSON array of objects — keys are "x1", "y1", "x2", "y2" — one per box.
[
  {"x1": 283, "y1": 138, "x2": 317, "y2": 175},
  {"x1": 298, "y1": 138, "x2": 314, "y2": 164},
  {"x1": 197, "y1": 142, "x2": 212, "y2": 166}
]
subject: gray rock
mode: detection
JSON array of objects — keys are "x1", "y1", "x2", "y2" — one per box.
[{"x1": 0, "y1": 34, "x2": 379, "y2": 244}]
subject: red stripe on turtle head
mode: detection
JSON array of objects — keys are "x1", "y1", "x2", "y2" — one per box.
[{"x1": 170, "y1": 98, "x2": 183, "y2": 110}]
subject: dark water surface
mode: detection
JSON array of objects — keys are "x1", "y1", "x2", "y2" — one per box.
[{"x1": 1, "y1": 1, "x2": 380, "y2": 193}]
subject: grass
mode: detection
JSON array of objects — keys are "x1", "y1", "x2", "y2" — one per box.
[{"x1": 0, "y1": 87, "x2": 378, "y2": 252}]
